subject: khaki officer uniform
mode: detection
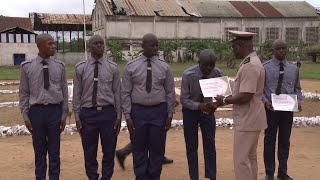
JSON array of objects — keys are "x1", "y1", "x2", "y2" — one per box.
[{"x1": 233, "y1": 51, "x2": 267, "y2": 180}]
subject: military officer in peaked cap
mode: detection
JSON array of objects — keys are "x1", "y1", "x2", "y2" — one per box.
[{"x1": 215, "y1": 30, "x2": 267, "y2": 180}]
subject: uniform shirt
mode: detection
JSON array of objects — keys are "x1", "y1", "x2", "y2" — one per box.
[
  {"x1": 72, "y1": 57, "x2": 121, "y2": 121},
  {"x1": 121, "y1": 55, "x2": 176, "y2": 120},
  {"x1": 263, "y1": 57, "x2": 302, "y2": 105},
  {"x1": 233, "y1": 52, "x2": 267, "y2": 131},
  {"x1": 180, "y1": 65, "x2": 223, "y2": 110},
  {"x1": 19, "y1": 55, "x2": 68, "y2": 121}
]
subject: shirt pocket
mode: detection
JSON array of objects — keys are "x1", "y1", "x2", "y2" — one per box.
[
  {"x1": 153, "y1": 75, "x2": 166, "y2": 89},
  {"x1": 50, "y1": 74, "x2": 62, "y2": 91},
  {"x1": 101, "y1": 76, "x2": 113, "y2": 92}
]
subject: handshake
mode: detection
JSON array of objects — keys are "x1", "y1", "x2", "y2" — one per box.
[{"x1": 199, "y1": 95, "x2": 226, "y2": 114}]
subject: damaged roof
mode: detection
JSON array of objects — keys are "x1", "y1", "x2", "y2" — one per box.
[
  {"x1": 96, "y1": 0, "x2": 318, "y2": 18},
  {"x1": 35, "y1": 13, "x2": 92, "y2": 25}
]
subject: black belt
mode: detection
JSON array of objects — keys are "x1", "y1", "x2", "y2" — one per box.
[
  {"x1": 82, "y1": 105, "x2": 114, "y2": 111},
  {"x1": 132, "y1": 102, "x2": 165, "y2": 108},
  {"x1": 32, "y1": 103, "x2": 61, "y2": 107}
]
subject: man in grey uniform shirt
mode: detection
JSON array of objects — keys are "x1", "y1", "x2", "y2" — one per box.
[
  {"x1": 19, "y1": 33, "x2": 68, "y2": 180},
  {"x1": 263, "y1": 39, "x2": 302, "y2": 180},
  {"x1": 73, "y1": 35, "x2": 121, "y2": 180},
  {"x1": 181, "y1": 49, "x2": 222, "y2": 180},
  {"x1": 121, "y1": 33, "x2": 176, "y2": 180}
]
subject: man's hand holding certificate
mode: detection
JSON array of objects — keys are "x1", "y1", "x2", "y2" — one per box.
[
  {"x1": 271, "y1": 94, "x2": 299, "y2": 112},
  {"x1": 199, "y1": 76, "x2": 232, "y2": 98}
]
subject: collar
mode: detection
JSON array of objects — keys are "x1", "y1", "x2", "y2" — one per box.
[
  {"x1": 89, "y1": 56, "x2": 104, "y2": 65},
  {"x1": 36, "y1": 55, "x2": 51, "y2": 64},
  {"x1": 142, "y1": 55, "x2": 157, "y2": 62},
  {"x1": 272, "y1": 56, "x2": 287, "y2": 66}
]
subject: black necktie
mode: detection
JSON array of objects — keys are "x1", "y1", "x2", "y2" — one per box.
[
  {"x1": 92, "y1": 61, "x2": 99, "y2": 106},
  {"x1": 146, "y1": 59, "x2": 152, "y2": 93},
  {"x1": 275, "y1": 62, "x2": 284, "y2": 95},
  {"x1": 41, "y1": 60, "x2": 49, "y2": 90}
]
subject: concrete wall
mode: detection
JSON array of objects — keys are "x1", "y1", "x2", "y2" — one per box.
[
  {"x1": 0, "y1": 43, "x2": 38, "y2": 66},
  {"x1": 92, "y1": 15, "x2": 320, "y2": 43}
]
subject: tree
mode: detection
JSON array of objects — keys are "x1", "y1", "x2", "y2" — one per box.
[{"x1": 107, "y1": 40, "x2": 125, "y2": 62}]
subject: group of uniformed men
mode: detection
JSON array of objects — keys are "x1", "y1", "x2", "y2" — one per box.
[{"x1": 19, "y1": 30, "x2": 301, "y2": 180}]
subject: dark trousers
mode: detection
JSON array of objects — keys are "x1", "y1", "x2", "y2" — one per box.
[
  {"x1": 130, "y1": 103, "x2": 168, "y2": 180},
  {"x1": 28, "y1": 104, "x2": 62, "y2": 180},
  {"x1": 79, "y1": 106, "x2": 117, "y2": 180},
  {"x1": 182, "y1": 108, "x2": 216, "y2": 180},
  {"x1": 264, "y1": 110, "x2": 293, "y2": 175}
]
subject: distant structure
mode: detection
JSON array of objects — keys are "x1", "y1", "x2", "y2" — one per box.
[
  {"x1": 92, "y1": 0, "x2": 320, "y2": 50},
  {"x1": 30, "y1": 13, "x2": 92, "y2": 53},
  {"x1": 0, "y1": 16, "x2": 37, "y2": 66}
]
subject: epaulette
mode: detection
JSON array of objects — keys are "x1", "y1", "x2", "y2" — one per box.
[
  {"x1": 263, "y1": 60, "x2": 272, "y2": 66},
  {"x1": 75, "y1": 60, "x2": 86, "y2": 67},
  {"x1": 126, "y1": 58, "x2": 139, "y2": 65},
  {"x1": 21, "y1": 59, "x2": 32, "y2": 66},
  {"x1": 158, "y1": 58, "x2": 166, "y2": 62},
  {"x1": 54, "y1": 59, "x2": 65, "y2": 67},
  {"x1": 243, "y1": 57, "x2": 250, "y2": 64},
  {"x1": 107, "y1": 60, "x2": 118, "y2": 67}
]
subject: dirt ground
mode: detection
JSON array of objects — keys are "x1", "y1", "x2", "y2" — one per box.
[
  {"x1": 0, "y1": 127, "x2": 319, "y2": 180},
  {"x1": 0, "y1": 79, "x2": 319, "y2": 179}
]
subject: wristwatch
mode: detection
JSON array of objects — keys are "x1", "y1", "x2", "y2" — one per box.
[{"x1": 222, "y1": 97, "x2": 227, "y2": 106}]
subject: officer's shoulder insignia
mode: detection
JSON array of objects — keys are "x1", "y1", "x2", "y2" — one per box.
[
  {"x1": 243, "y1": 57, "x2": 250, "y2": 64},
  {"x1": 263, "y1": 60, "x2": 271, "y2": 66},
  {"x1": 158, "y1": 58, "x2": 166, "y2": 62},
  {"x1": 107, "y1": 60, "x2": 118, "y2": 67},
  {"x1": 127, "y1": 58, "x2": 139, "y2": 65},
  {"x1": 54, "y1": 59, "x2": 65, "y2": 67},
  {"x1": 75, "y1": 60, "x2": 86, "y2": 68},
  {"x1": 21, "y1": 59, "x2": 32, "y2": 66}
]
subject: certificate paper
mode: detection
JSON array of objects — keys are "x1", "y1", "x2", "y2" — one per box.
[
  {"x1": 199, "y1": 76, "x2": 232, "y2": 97},
  {"x1": 271, "y1": 94, "x2": 299, "y2": 112}
]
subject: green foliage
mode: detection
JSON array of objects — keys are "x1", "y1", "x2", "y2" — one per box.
[
  {"x1": 107, "y1": 40, "x2": 125, "y2": 63},
  {"x1": 159, "y1": 40, "x2": 178, "y2": 63},
  {"x1": 127, "y1": 50, "x2": 143, "y2": 60},
  {"x1": 257, "y1": 41, "x2": 273, "y2": 62}
]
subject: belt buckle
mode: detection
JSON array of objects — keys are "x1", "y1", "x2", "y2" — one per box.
[
  {"x1": 97, "y1": 106, "x2": 102, "y2": 110},
  {"x1": 43, "y1": 102, "x2": 49, "y2": 105}
]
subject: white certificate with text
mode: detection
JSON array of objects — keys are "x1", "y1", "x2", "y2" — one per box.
[
  {"x1": 199, "y1": 76, "x2": 232, "y2": 98},
  {"x1": 271, "y1": 94, "x2": 299, "y2": 112}
]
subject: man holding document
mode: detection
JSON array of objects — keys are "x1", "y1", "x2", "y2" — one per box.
[
  {"x1": 215, "y1": 30, "x2": 267, "y2": 180},
  {"x1": 180, "y1": 49, "x2": 223, "y2": 180},
  {"x1": 262, "y1": 39, "x2": 302, "y2": 180}
]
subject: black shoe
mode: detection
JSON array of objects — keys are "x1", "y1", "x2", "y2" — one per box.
[
  {"x1": 265, "y1": 174, "x2": 274, "y2": 180},
  {"x1": 162, "y1": 156, "x2": 173, "y2": 164},
  {"x1": 116, "y1": 150, "x2": 126, "y2": 170},
  {"x1": 277, "y1": 173, "x2": 294, "y2": 180}
]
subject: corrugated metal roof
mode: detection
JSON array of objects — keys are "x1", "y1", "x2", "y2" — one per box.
[
  {"x1": 230, "y1": 1, "x2": 263, "y2": 17},
  {"x1": 123, "y1": 0, "x2": 197, "y2": 17},
  {"x1": 0, "y1": 16, "x2": 33, "y2": 32},
  {"x1": 100, "y1": 0, "x2": 113, "y2": 15},
  {"x1": 36, "y1": 13, "x2": 92, "y2": 25},
  {"x1": 251, "y1": 2, "x2": 284, "y2": 17},
  {"x1": 269, "y1": 1, "x2": 318, "y2": 17},
  {"x1": 190, "y1": 0, "x2": 241, "y2": 17}
]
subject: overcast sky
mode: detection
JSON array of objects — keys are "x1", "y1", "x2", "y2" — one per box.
[{"x1": 0, "y1": 0, "x2": 319, "y2": 17}]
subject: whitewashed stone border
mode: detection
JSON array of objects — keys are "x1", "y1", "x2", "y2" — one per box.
[
  {"x1": 1, "y1": 116, "x2": 319, "y2": 137},
  {"x1": 0, "y1": 90, "x2": 19, "y2": 94}
]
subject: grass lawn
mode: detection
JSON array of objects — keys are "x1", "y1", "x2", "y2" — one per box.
[{"x1": 0, "y1": 60, "x2": 319, "y2": 80}]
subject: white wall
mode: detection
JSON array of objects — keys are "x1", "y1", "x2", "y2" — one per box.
[{"x1": 0, "y1": 43, "x2": 38, "y2": 66}]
